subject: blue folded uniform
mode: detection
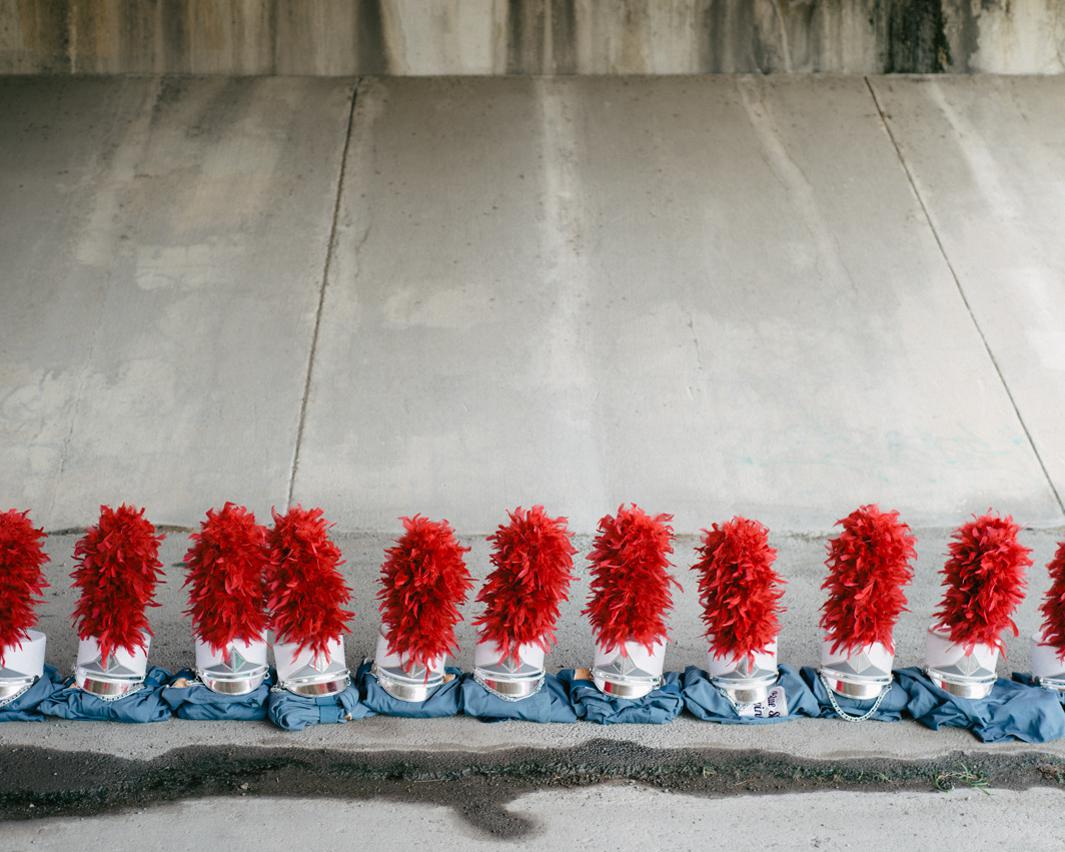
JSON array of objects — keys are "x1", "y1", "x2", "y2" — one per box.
[
  {"x1": 683, "y1": 665, "x2": 819, "y2": 723},
  {"x1": 38, "y1": 667, "x2": 172, "y2": 723},
  {"x1": 267, "y1": 678, "x2": 373, "y2": 731},
  {"x1": 1013, "y1": 673, "x2": 1065, "y2": 707},
  {"x1": 0, "y1": 665, "x2": 65, "y2": 722},
  {"x1": 461, "y1": 673, "x2": 579, "y2": 723},
  {"x1": 800, "y1": 666, "x2": 911, "y2": 722},
  {"x1": 162, "y1": 669, "x2": 274, "y2": 721},
  {"x1": 896, "y1": 667, "x2": 1065, "y2": 743},
  {"x1": 356, "y1": 661, "x2": 464, "y2": 718},
  {"x1": 560, "y1": 669, "x2": 684, "y2": 724}
]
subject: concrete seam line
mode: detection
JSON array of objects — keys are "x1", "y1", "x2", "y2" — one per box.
[
  {"x1": 286, "y1": 77, "x2": 361, "y2": 510},
  {"x1": 863, "y1": 76, "x2": 1065, "y2": 522}
]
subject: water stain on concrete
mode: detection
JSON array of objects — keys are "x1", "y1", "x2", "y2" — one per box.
[{"x1": 2, "y1": 740, "x2": 1064, "y2": 839}]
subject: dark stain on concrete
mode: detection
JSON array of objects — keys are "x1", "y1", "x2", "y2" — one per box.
[
  {"x1": 2, "y1": 741, "x2": 1064, "y2": 838},
  {"x1": 549, "y1": 0, "x2": 578, "y2": 75},
  {"x1": 505, "y1": 0, "x2": 544, "y2": 74},
  {"x1": 355, "y1": 0, "x2": 390, "y2": 76},
  {"x1": 881, "y1": 0, "x2": 953, "y2": 72}
]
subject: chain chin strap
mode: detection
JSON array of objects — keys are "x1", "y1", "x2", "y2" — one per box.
[{"x1": 818, "y1": 670, "x2": 891, "y2": 722}]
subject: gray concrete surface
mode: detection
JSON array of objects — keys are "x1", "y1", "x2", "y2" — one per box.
[
  {"x1": 4, "y1": 0, "x2": 1065, "y2": 76},
  {"x1": 0, "y1": 76, "x2": 353, "y2": 530},
  {"x1": 293, "y1": 75, "x2": 1063, "y2": 534},
  {"x1": 6, "y1": 787, "x2": 1065, "y2": 850},
  {"x1": 870, "y1": 75, "x2": 1065, "y2": 509}
]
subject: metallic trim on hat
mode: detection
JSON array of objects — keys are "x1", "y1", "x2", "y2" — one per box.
[
  {"x1": 76, "y1": 673, "x2": 143, "y2": 699},
  {"x1": 926, "y1": 668, "x2": 996, "y2": 699},
  {"x1": 0, "y1": 675, "x2": 36, "y2": 705},
  {"x1": 284, "y1": 673, "x2": 350, "y2": 697},
  {"x1": 1036, "y1": 675, "x2": 1065, "y2": 693},
  {"x1": 197, "y1": 646, "x2": 269, "y2": 696},
  {"x1": 474, "y1": 670, "x2": 545, "y2": 701}
]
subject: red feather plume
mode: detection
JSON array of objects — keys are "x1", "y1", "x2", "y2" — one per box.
[
  {"x1": 0, "y1": 510, "x2": 50, "y2": 661},
  {"x1": 266, "y1": 506, "x2": 353, "y2": 658},
  {"x1": 933, "y1": 512, "x2": 1031, "y2": 653},
  {"x1": 184, "y1": 503, "x2": 269, "y2": 656},
  {"x1": 474, "y1": 506, "x2": 576, "y2": 661},
  {"x1": 378, "y1": 515, "x2": 473, "y2": 670},
  {"x1": 1038, "y1": 540, "x2": 1065, "y2": 658},
  {"x1": 692, "y1": 517, "x2": 784, "y2": 663},
  {"x1": 71, "y1": 504, "x2": 164, "y2": 665},
  {"x1": 820, "y1": 505, "x2": 917, "y2": 655},
  {"x1": 584, "y1": 505, "x2": 678, "y2": 653}
]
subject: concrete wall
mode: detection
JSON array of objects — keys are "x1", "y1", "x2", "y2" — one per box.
[{"x1": 2, "y1": 0, "x2": 1064, "y2": 76}]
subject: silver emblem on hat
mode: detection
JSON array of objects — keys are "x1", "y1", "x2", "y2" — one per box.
[{"x1": 1029, "y1": 630, "x2": 1065, "y2": 692}]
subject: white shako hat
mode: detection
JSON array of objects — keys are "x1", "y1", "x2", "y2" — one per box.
[
  {"x1": 817, "y1": 506, "x2": 917, "y2": 701},
  {"x1": 75, "y1": 632, "x2": 150, "y2": 698},
  {"x1": 273, "y1": 634, "x2": 349, "y2": 697},
  {"x1": 471, "y1": 506, "x2": 577, "y2": 701},
  {"x1": 1030, "y1": 544, "x2": 1065, "y2": 692},
  {"x1": 924, "y1": 513, "x2": 1031, "y2": 700},
  {"x1": 70, "y1": 504, "x2": 164, "y2": 699},
  {"x1": 585, "y1": 505, "x2": 677, "y2": 700},
  {"x1": 266, "y1": 506, "x2": 354, "y2": 698},
  {"x1": 373, "y1": 515, "x2": 474, "y2": 702},
  {"x1": 0, "y1": 631, "x2": 47, "y2": 705},
  {"x1": 0, "y1": 509, "x2": 51, "y2": 704}
]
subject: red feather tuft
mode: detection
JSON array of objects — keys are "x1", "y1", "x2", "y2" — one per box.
[
  {"x1": 820, "y1": 505, "x2": 917, "y2": 655},
  {"x1": 378, "y1": 515, "x2": 473, "y2": 670},
  {"x1": 266, "y1": 506, "x2": 353, "y2": 658},
  {"x1": 692, "y1": 517, "x2": 784, "y2": 663},
  {"x1": 184, "y1": 503, "x2": 269, "y2": 656},
  {"x1": 933, "y1": 512, "x2": 1031, "y2": 653},
  {"x1": 584, "y1": 505, "x2": 679, "y2": 653},
  {"x1": 474, "y1": 506, "x2": 577, "y2": 661},
  {"x1": 0, "y1": 510, "x2": 50, "y2": 661},
  {"x1": 71, "y1": 504, "x2": 164, "y2": 665},
  {"x1": 1038, "y1": 540, "x2": 1065, "y2": 659}
]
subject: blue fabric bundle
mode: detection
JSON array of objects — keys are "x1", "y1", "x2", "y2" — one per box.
[
  {"x1": 682, "y1": 665, "x2": 819, "y2": 723},
  {"x1": 0, "y1": 665, "x2": 66, "y2": 722},
  {"x1": 799, "y1": 667, "x2": 911, "y2": 722},
  {"x1": 461, "y1": 673, "x2": 579, "y2": 723},
  {"x1": 1013, "y1": 673, "x2": 1065, "y2": 707},
  {"x1": 895, "y1": 667, "x2": 1065, "y2": 743},
  {"x1": 162, "y1": 669, "x2": 275, "y2": 721},
  {"x1": 356, "y1": 661, "x2": 464, "y2": 717},
  {"x1": 267, "y1": 679, "x2": 373, "y2": 731},
  {"x1": 38, "y1": 667, "x2": 172, "y2": 723},
  {"x1": 559, "y1": 669, "x2": 684, "y2": 724}
]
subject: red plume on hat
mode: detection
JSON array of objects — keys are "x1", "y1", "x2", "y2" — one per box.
[
  {"x1": 184, "y1": 503, "x2": 269, "y2": 658},
  {"x1": 933, "y1": 512, "x2": 1031, "y2": 654},
  {"x1": 820, "y1": 505, "x2": 917, "y2": 656},
  {"x1": 474, "y1": 506, "x2": 576, "y2": 662},
  {"x1": 378, "y1": 515, "x2": 473, "y2": 671},
  {"x1": 0, "y1": 510, "x2": 50, "y2": 663},
  {"x1": 1038, "y1": 540, "x2": 1065, "y2": 660},
  {"x1": 72, "y1": 504, "x2": 164, "y2": 666},
  {"x1": 266, "y1": 506, "x2": 353, "y2": 659},
  {"x1": 692, "y1": 516, "x2": 783, "y2": 665},
  {"x1": 584, "y1": 504, "x2": 678, "y2": 653}
]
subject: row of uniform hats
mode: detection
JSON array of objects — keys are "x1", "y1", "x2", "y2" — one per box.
[{"x1": 1, "y1": 502, "x2": 1064, "y2": 709}]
